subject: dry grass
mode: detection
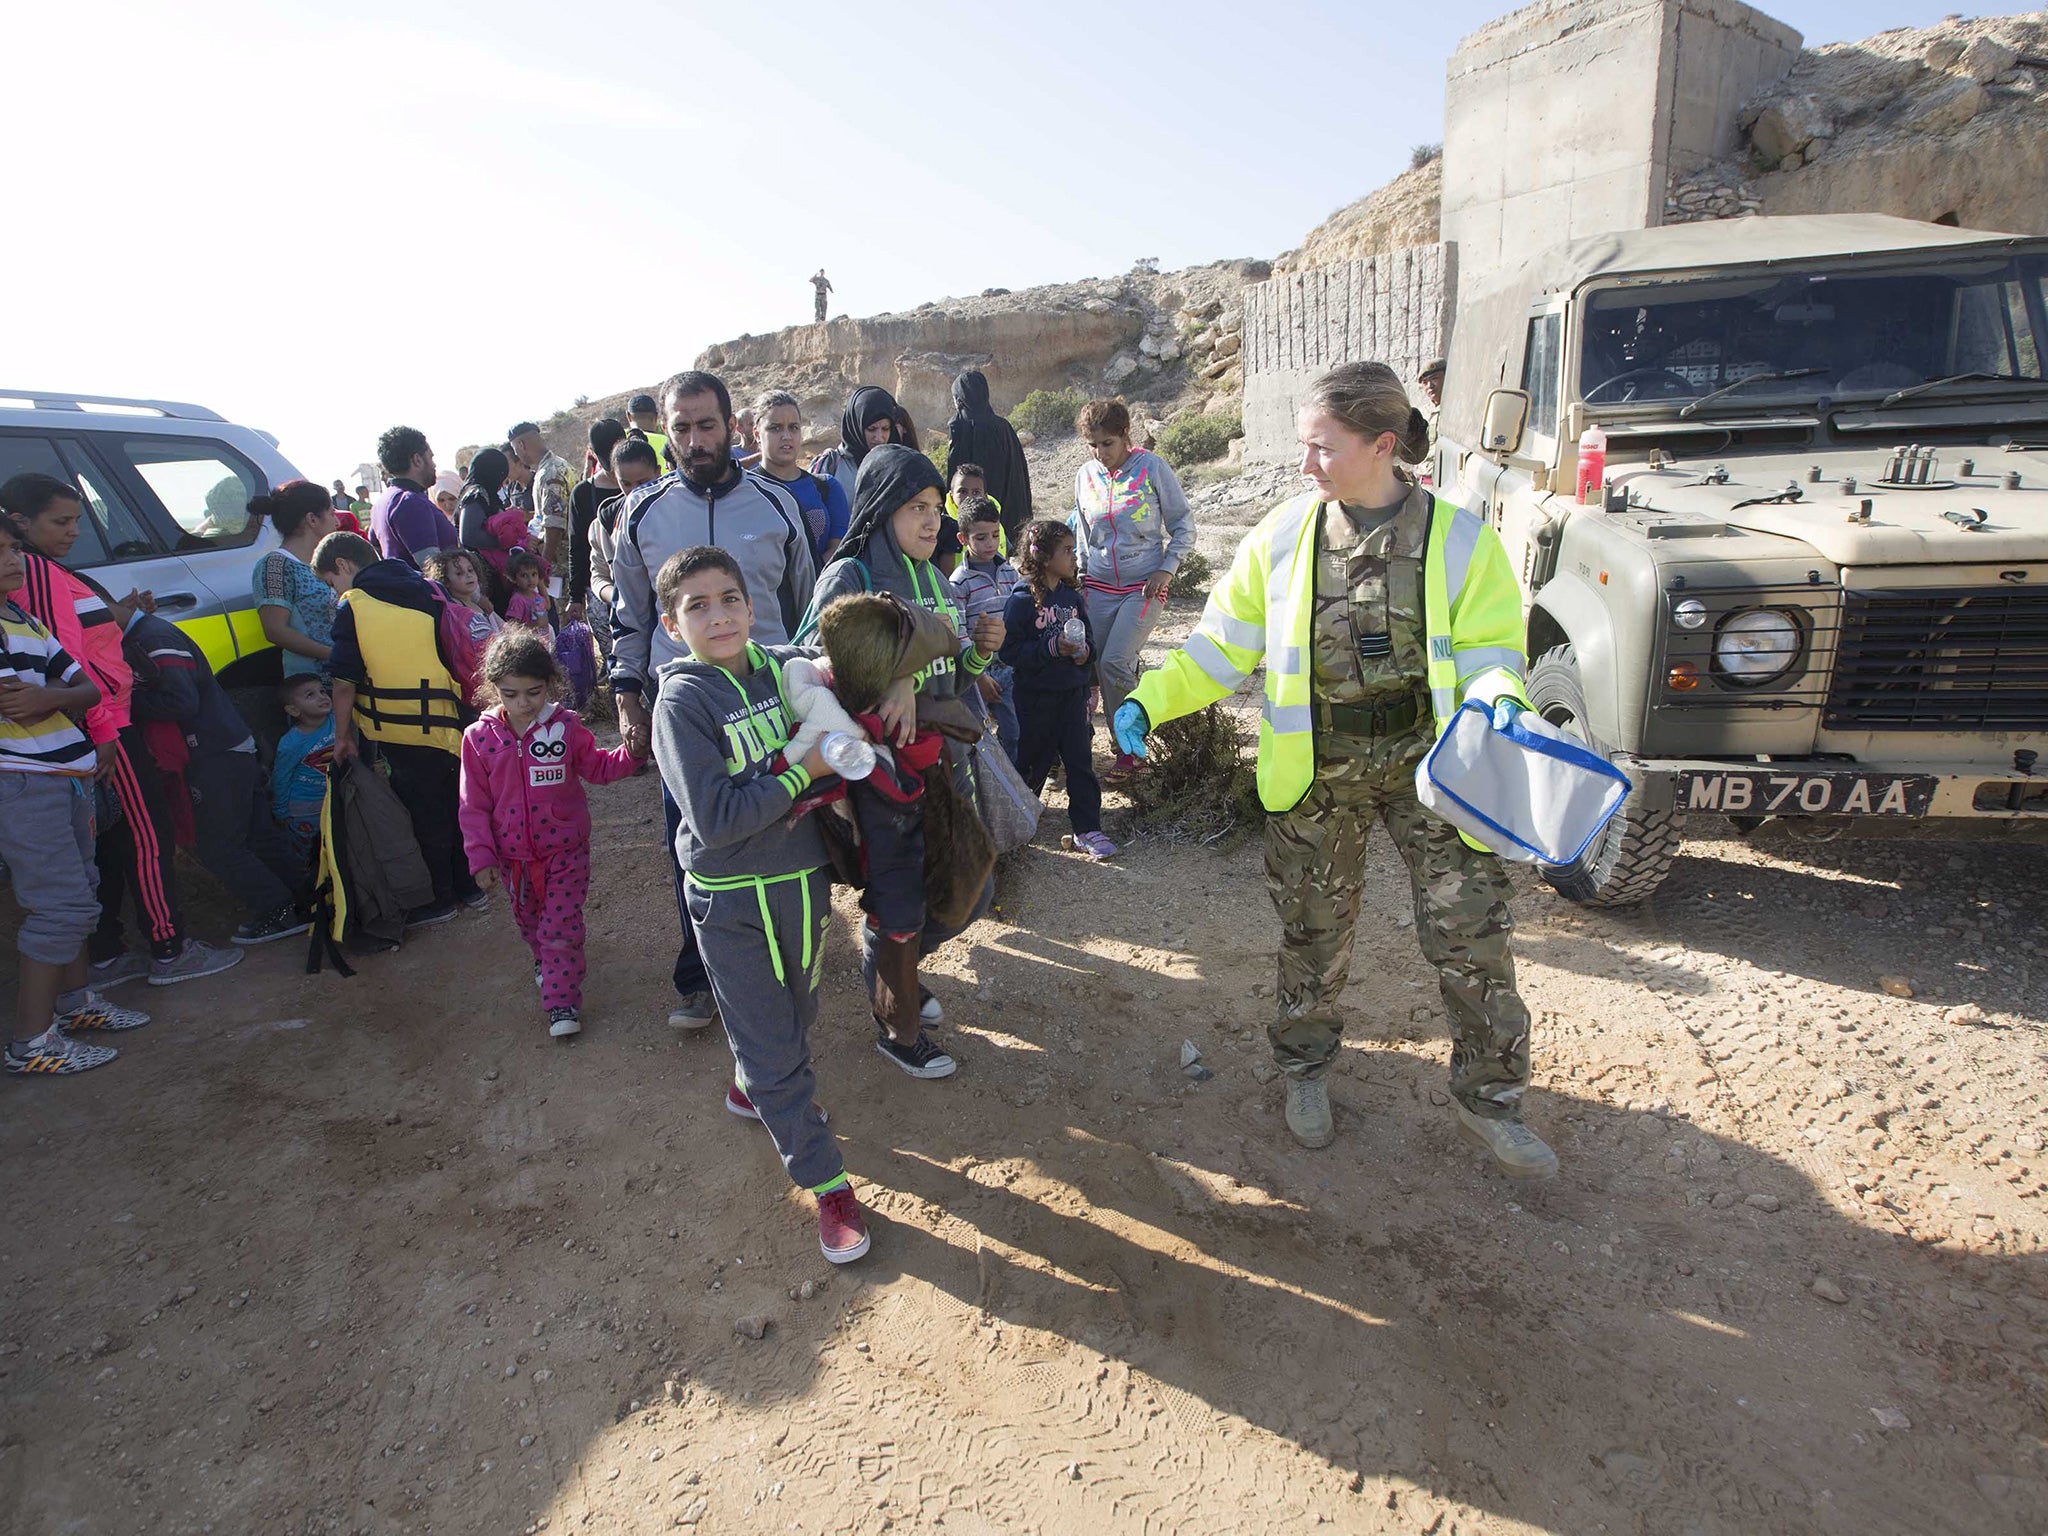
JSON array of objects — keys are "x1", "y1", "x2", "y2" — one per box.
[{"x1": 1126, "y1": 703, "x2": 1263, "y2": 847}]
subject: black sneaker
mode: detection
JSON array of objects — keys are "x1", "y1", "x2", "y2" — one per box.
[
  {"x1": 405, "y1": 901, "x2": 459, "y2": 929},
  {"x1": 461, "y1": 888, "x2": 490, "y2": 913},
  {"x1": 874, "y1": 1019, "x2": 957, "y2": 1079},
  {"x1": 547, "y1": 1006, "x2": 581, "y2": 1039},
  {"x1": 233, "y1": 904, "x2": 312, "y2": 947}
]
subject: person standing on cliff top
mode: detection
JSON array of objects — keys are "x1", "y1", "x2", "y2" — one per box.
[{"x1": 811, "y1": 269, "x2": 832, "y2": 324}]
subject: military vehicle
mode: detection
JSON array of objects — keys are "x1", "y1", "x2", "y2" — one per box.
[{"x1": 1437, "y1": 215, "x2": 2048, "y2": 904}]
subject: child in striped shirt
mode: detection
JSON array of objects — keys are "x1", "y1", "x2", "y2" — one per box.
[{"x1": 0, "y1": 517, "x2": 147, "y2": 1076}]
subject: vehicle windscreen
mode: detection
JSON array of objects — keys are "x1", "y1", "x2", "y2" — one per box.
[{"x1": 1579, "y1": 254, "x2": 2048, "y2": 409}]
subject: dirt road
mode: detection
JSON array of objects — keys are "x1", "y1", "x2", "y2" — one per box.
[{"x1": 4, "y1": 498, "x2": 2047, "y2": 1534}]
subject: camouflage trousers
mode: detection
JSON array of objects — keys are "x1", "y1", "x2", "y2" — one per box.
[{"x1": 1263, "y1": 748, "x2": 1532, "y2": 1117}]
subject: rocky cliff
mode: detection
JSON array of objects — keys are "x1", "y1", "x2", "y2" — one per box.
[
  {"x1": 1272, "y1": 157, "x2": 1443, "y2": 273},
  {"x1": 1667, "y1": 14, "x2": 2048, "y2": 230},
  {"x1": 541, "y1": 259, "x2": 1265, "y2": 468}
]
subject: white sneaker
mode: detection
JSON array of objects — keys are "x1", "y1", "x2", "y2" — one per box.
[{"x1": 548, "y1": 1007, "x2": 581, "y2": 1039}]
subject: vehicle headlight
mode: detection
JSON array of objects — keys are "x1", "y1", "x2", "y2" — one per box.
[
  {"x1": 1713, "y1": 608, "x2": 1801, "y2": 685},
  {"x1": 1673, "y1": 598, "x2": 1708, "y2": 630}
]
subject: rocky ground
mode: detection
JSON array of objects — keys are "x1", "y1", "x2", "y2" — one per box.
[{"x1": 4, "y1": 485, "x2": 2048, "y2": 1535}]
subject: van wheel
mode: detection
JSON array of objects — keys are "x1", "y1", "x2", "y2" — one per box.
[{"x1": 1525, "y1": 644, "x2": 1679, "y2": 907}]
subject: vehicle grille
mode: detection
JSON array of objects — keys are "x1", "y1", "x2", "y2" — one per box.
[{"x1": 1825, "y1": 586, "x2": 2048, "y2": 731}]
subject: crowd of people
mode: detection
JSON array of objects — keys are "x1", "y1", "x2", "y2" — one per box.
[{"x1": 0, "y1": 353, "x2": 1554, "y2": 1266}]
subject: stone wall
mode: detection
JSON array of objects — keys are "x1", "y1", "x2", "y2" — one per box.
[
  {"x1": 1441, "y1": 0, "x2": 1801, "y2": 278},
  {"x1": 1240, "y1": 244, "x2": 1456, "y2": 466}
]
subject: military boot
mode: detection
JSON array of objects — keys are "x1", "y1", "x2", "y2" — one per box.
[
  {"x1": 1284, "y1": 1075, "x2": 1335, "y2": 1149},
  {"x1": 1456, "y1": 1103, "x2": 1558, "y2": 1181}
]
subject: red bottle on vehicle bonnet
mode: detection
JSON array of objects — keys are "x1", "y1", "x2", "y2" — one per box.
[
  {"x1": 1572, "y1": 428, "x2": 1605, "y2": 505},
  {"x1": 1576, "y1": 424, "x2": 1607, "y2": 504}
]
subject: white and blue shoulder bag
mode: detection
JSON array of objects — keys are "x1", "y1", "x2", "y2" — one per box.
[{"x1": 1415, "y1": 700, "x2": 1632, "y2": 866}]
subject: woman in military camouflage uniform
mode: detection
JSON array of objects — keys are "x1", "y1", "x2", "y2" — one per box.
[{"x1": 1114, "y1": 363, "x2": 1556, "y2": 1178}]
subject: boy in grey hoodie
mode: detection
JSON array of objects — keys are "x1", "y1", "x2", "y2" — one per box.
[{"x1": 650, "y1": 545, "x2": 871, "y2": 1265}]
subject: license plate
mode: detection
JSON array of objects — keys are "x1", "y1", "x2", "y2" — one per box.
[{"x1": 1678, "y1": 769, "x2": 1937, "y2": 817}]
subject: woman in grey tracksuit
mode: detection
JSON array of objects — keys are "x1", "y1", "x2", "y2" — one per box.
[{"x1": 1069, "y1": 397, "x2": 1195, "y2": 776}]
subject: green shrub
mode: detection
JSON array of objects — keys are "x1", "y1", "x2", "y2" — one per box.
[
  {"x1": 926, "y1": 435, "x2": 949, "y2": 478},
  {"x1": 1169, "y1": 548, "x2": 1214, "y2": 600},
  {"x1": 1126, "y1": 704, "x2": 1262, "y2": 846},
  {"x1": 1009, "y1": 388, "x2": 1087, "y2": 440},
  {"x1": 1158, "y1": 410, "x2": 1241, "y2": 470}
]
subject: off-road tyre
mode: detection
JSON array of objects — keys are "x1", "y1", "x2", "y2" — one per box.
[{"x1": 1525, "y1": 644, "x2": 1680, "y2": 907}]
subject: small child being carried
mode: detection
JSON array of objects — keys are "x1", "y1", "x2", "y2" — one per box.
[{"x1": 458, "y1": 630, "x2": 644, "y2": 1038}]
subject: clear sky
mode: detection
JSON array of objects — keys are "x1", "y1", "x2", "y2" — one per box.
[{"x1": 8, "y1": 0, "x2": 2031, "y2": 483}]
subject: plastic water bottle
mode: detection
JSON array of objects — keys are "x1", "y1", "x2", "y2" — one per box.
[
  {"x1": 1062, "y1": 615, "x2": 1086, "y2": 649},
  {"x1": 820, "y1": 731, "x2": 875, "y2": 781},
  {"x1": 1576, "y1": 424, "x2": 1607, "y2": 504}
]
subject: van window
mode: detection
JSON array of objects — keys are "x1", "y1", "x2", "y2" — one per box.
[
  {"x1": 121, "y1": 439, "x2": 264, "y2": 552},
  {"x1": 1521, "y1": 313, "x2": 1563, "y2": 442},
  {"x1": 56, "y1": 445, "x2": 158, "y2": 563},
  {"x1": 0, "y1": 433, "x2": 167, "y2": 567}
]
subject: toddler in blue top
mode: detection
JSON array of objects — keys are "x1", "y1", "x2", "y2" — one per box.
[{"x1": 272, "y1": 673, "x2": 336, "y2": 859}]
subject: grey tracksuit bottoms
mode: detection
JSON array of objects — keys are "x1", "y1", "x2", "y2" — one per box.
[{"x1": 685, "y1": 867, "x2": 842, "y2": 1191}]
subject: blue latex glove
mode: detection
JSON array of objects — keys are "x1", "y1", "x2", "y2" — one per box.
[
  {"x1": 1491, "y1": 697, "x2": 1528, "y2": 731},
  {"x1": 1113, "y1": 700, "x2": 1151, "y2": 759}
]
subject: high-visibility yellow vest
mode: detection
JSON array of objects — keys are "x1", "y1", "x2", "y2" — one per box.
[
  {"x1": 1130, "y1": 489, "x2": 1530, "y2": 823},
  {"x1": 340, "y1": 589, "x2": 464, "y2": 755}
]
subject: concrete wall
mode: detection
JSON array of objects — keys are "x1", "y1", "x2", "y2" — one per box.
[
  {"x1": 1441, "y1": 0, "x2": 1801, "y2": 277},
  {"x1": 1240, "y1": 244, "x2": 1456, "y2": 465}
]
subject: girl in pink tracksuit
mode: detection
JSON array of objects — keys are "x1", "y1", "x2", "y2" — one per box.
[{"x1": 458, "y1": 631, "x2": 643, "y2": 1038}]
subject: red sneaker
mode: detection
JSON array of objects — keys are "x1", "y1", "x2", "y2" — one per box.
[
  {"x1": 817, "y1": 1186, "x2": 871, "y2": 1263},
  {"x1": 726, "y1": 1083, "x2": 829, "y2": 1124},
  {"x1": 1101, "y1": 751, "x2": 1142, "y2": 784}
]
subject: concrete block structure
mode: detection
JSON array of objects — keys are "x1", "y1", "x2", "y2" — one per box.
[
  {"x1": 1242, "y1": 0, "x2": 1806, "y2": 462},
  {"x1": 1240, "y1": 246, "x2": 1457, "y2": 465},
  {"x1": 1441, "y1": 0, "x2": 1801, "y2": 277}
]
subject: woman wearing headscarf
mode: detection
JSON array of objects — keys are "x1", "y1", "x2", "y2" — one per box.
[
  {"x1": 810, "y1": 385, "x2": 903, "y2": 508},
  {"x1": 457, "y1": 448, "x2": 515, "y2": 612},
  {"x1": 945, "y1": 369, "x2": 1033, "y2": 547},
  {"x1": 798, "y1": 445, "x2": 1004, "y2": 1082}
]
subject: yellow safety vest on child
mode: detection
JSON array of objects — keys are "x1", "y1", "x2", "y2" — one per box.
[{"x1": 338, "y1": 589, "x2": 464, "y2": 755}]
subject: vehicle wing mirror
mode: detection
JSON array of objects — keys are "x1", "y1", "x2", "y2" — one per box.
[{"x1": 1482, "y1": 389, "x2": 1530, "y2": 457}]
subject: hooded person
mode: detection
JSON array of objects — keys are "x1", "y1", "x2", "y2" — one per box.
[
  {"x1": 797, "y1": 444, "x2": 1004, "y2": 1079},
  {"x1": 944, "y1": 370, "x2": 1032, "y2": 547},
  {"x1": 457, "y1": 448, "x2": 517, "y2": 611},
  {"x1": 809, "y1": 385, "x2": 902, "y2": 508}
]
